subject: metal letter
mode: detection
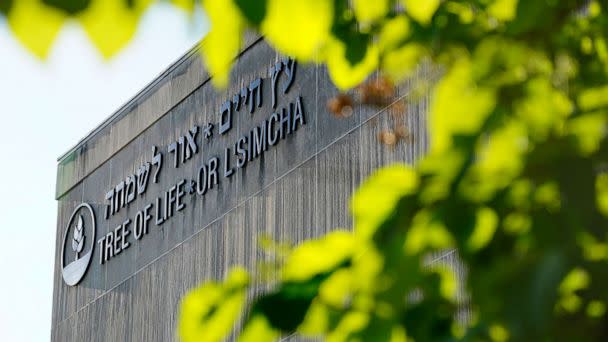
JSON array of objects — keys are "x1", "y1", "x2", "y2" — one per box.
[
  {"x1": 268, "y1": 112, "x2": 279, "y2": 146},
  {"x1": 114, "y1": 181, "x2": 125, "y2": 212},
  {"x1": 176, "y1": 180, "x2": 186, "y2": 212},
  {"x1": 134, "y1": 211, "x2": 144, "y2": 240},
  {"x1": 155, "y1": 197, "x2": 165, "y2": 226},
  {"x1": 143, "y1": 204, "x2": 152, "y2": 235},
  {"x1": 233, "y1": 93, "x2": 241, "y2": 111},
  {"x1": 151, "y1": 146, "x2": 162, "y2": 183},
  {"x1": 270, "y1": 61, "x2": 282, "y2": 108},
  {"x1": 282, "y1": 57, "x2": 296, "y2": 93},
  {"x1": 208, "y1": 157, "x2": 219, "y2": 189},
  {"x1": 113, "y1": 225, "x2": 122, "y2": 255},
  {"x1": 236, "y1": 137, "x2": 248, "y2": 168},
  {"x1": 104, "y1": 232, "x2": 114, "y2": 262},
  {"x1": 292, "y1": 96, "x2": 306, "y2": 131},
  {"x1": 178, "y1": 136, "x2": 185, "y2": 164},
  {"x1": 223, "y1": 147, "x2": 234, "y2": 178},
  {"x1": 197, "y1": 164, "x2": 208, "y2": 195},
  {"x1": 240, "y1": 87, "x2": 249, "y2": 110},
  {"x1": 168, "y1": 142, "x2": 178, "y2": 168},
  {"x1": 97, "y1": 237, "x2": 105, "y2": 264},
  {"x1": 121, "y1": 219, "x2": 131, "y2": 251},
  {"x1": 104, "y1": 189, "x2": 115, "y2": 218},
  {"x1": 125, "y1": 175, "x2": 136, "y2": 205},
  {"x1": 219, "y1": 100, "x2": 232, "y2": 135},
  {"x1": 279, "y1": 106, "x2": 291, "y2": 139},
  {"x1": 248, "y1": 78, "x2": 263, "y2": 113},
  {"x1": 167, "y1": 185, "x2": 177, "y2": 218},
  {"x1": 251, "y1": 122, "x2": 267, "y2": 160},
  {"x1": 136, "y1": 162, "x2": 151, "y2": 195},
  {"x1": 185, "y1": 125, "x2": 199, "y2": 160}
]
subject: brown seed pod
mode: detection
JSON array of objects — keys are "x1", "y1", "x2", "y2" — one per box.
[
  {"x1": 378, "y1": 130, "x2": 398, "y2": 146},
  {"x1": 376, "y1": 76, "x2": 396, "y2": 98},
  {"x1": 356, "y1": 84, "x2": 372, "y2": 104},
  {"x1": 358, "y1": 76, "x2": 396, "y2": 106},
  {"x1": 327, "y1": 94, "x2": 354, "y2": 118},
  {"x1": 340, "y1": 105, "x2": 354, "y2": 117},
  {"x1": 394, "y1": 125, "x2": 409, "y2": 139}
]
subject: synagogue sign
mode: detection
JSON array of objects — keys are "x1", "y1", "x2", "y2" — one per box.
[{"x1": 61, "y1": 58, "x2": 304, "y2": 285}]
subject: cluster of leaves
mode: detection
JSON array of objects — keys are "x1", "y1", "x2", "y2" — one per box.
[
  {"x1": 179, "y1": 0, "x2": 608, "y2": 341},
  {"x1": 0, "y1": 0, "x2": 197, "y2": 59}
]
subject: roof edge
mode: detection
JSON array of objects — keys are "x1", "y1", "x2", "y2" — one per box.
[{"x1": 56, "y1": 41, "x2": 202, "y2": 163}]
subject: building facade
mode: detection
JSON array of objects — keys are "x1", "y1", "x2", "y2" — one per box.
[{"x1": 51, "y1": 37, "x2": 451, "y2": 341}]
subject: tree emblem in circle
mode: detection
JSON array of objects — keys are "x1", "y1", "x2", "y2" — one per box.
[
  {"x1": 72, "y1": 215, "x2": 85, "y2": 260},
  {"x1": 61, "y1": 203, "x2": 96, "y2": 286}
]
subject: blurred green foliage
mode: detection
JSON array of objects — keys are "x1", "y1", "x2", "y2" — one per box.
[
  {"x1": 6, "y1": 0, "x2": 608, "y2": 341},
  {"x1": 180, "y1": 0, "x2": 608, "y2": 341},
  {"x1": 1, "y1": 0, "x2": 145, "y2": 58},
  {"x1": 0, "y1": 0, "x2": 195, "y2": 58}
]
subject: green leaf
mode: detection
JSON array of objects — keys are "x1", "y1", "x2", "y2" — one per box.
[
  {"x1": 261, "y1": 0, "x2": 333, "y2": 61},
  {"x1": 235, "y1": 0, "x2": 266, "y2": 25},
  {"x1": 402, "y1": 0, "x2": 440, "y2": 26},
  {"x1": 426, "y1": 263, "x2": 458, "y2": 301},
  {"x1": 460, "y1": 120, "x2": 528, "y2": 202},
  {"x1": 353, "y1": 0, "x2": 390, "y2": 24},
  {"x1": 488, "y1": 324, "x2": 510, "y2": 342},
  {"x1": 378, "y1": 15, "x2": 411, "y2": 52},
  {"x1": 8, "y1": 0, "x2": 68, "y2": 59},
  {"x1": 0, "y1": 0, "x2": 13, "y2": 15},
  {"x1": 253, "y1": 274, "x2": 329, "y2": 332},
  {"x1": 324, "y1": 36, "x2": 379, "y2": 90},
  {"x1": 179, "y1": 268, "x2": 250, "y2": 342},
  {"x1": 283, "y1": 230, "x2": 354, "y2": 282},
  {"x1": 488, "y1": 0, "x2": 519, "y2": 22},
  {"x1": 43, "y1": 0, "x2": 91, "y2": 14},
  {"x1": 332, "y1": 28, "x2": 369, "y2": 67},
  {"x1": 467, "y1": 207, "x2": 498, "y2": 251},
  {"x1": 78, "y1": 0, "x2": 147, "y2": 59},
  {"x1": 404, "y1": 209, "x2": 454, "y2": 255},
  {"x1": 429, "y1": 58, "x2": 496, "y2": 154},
  {"x1": 352, "y1": 164, "x2": 419, "y2": 240},
  {"x1": 200, "y1": 0, "x2": 246, "y2": 88},
  {"x1": 326, "y1": 311, "x2": 371, "y2": 341},
  {"x1": 171, "y1": 0, "x2": 196, "y2": 12},
  {"x1": 239, "y1": 314, "x2": 279, "y2": 342},
  {"x1": 577, "y1": 85, "x2": 608, "y2": 111},
  {"x1": 566, "y1": 112, "x2": 607, "y2": 155},
  {"x1": 514, "y1": 78, "x2": 572, "y2": 139},
  {"x1": 596, "y1": 173, "x2": 608, "y2": 216},
  {"x1": 586, "y1": 301, "x2": 606, "y2": 318},
  {"x1": 381, "y1": 43, "x2": 424, "y2": 82}
]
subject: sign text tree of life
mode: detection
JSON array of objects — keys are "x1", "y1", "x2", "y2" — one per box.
[{"x1": 96, "y1": 58, "x2": 304, "y2": 265}]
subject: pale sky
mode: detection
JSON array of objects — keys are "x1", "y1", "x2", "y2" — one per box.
[{"x1": 0, "y1": 4, "x2": 207, "y2": 340}]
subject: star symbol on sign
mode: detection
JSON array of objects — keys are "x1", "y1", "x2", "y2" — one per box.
[
  {"x1": 185, "y1": 180, "x2": 196, "y2": 195},
  {"x1": 203, "y1": 123, "x2": 214, "y2": 140}
]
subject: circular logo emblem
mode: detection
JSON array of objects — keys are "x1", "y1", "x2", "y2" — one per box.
[{"x1": 61, "y1": 203, "x2": 96, "y2": 286}]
